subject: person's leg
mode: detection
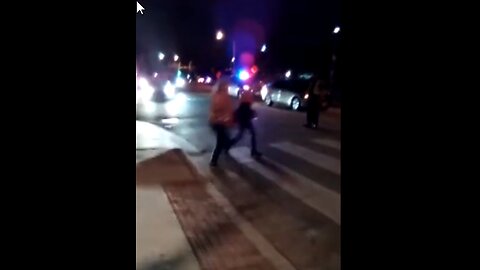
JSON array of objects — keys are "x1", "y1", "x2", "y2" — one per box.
[
  {"x1": 313, "y1": 108, "x2": 320, "y2": 128},
  {"x1": 229, "y1": 125, "x2": 245, "y2": 148},
  {"x1": 305, "y1": 107, "x2": 313, "y2": 127},
  {"x1": 247, "y1": 123, "x2": 261, "y2": 156},
  {"x1": 210, "y1": 124, "x2": 227, "y2": 166}
]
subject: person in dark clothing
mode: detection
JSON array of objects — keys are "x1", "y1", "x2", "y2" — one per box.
[
  {"x1": 228, "y1": 91, "x2": 262, "y2": 157},
  {"x1": 305, "y1": 79, "x2": 326, "y2": 129}
]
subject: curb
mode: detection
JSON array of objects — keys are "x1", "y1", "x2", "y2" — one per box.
[{"x1": 136, "y1": 121, "x2": 200, "y2": 154}]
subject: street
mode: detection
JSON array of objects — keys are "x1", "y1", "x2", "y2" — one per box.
[
  {"x1": 136, "y1": 89, "x2": 341, "y2": 270},
  {"x1": 137, "y1": 89, "x2": 340, "y2": 156}
]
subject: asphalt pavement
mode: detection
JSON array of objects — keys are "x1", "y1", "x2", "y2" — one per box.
[
  {"x1": 136, "y1": 88, "x2": 341, "y2": 270},
  {"x1": 137, "y1": 90, "x2": 340, "y2": 154}
]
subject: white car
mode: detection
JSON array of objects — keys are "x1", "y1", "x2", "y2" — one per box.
[{"x1": 228, "y1": 84, "x2": 242, "y2": 98}]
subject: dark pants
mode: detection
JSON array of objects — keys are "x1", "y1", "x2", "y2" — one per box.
[
  {"x1": 230, "y1": 122, "x2": 258, "y2": 154},
  {"x1": 210, "y1": 124, "x2": 230, "y2": 164},
  {"x1": 306, "y1": 106, "x2": 320, "y2": 127}
]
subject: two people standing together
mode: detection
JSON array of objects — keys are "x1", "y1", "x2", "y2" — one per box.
[
  {"x1": 208, "y1": 78, "x2": 261, "y2": 167},
  {"x1": 208, "y1": 76, "x2": 328, "y2": 166}
]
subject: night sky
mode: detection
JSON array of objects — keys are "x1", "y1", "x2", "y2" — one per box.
[{"x1": 136, "y1": 0, "x2": 339, "y2": 75}]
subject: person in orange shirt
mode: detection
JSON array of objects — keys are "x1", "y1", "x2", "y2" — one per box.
[{"x1": 209, "y1": 78, "x2": 235, "y2": 167}]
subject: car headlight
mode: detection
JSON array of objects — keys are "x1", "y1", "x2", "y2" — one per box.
[
  {"x1": 138, "y1": 77, "x2": 154, "y2": 102},
  {"x1": 163, "y1": 81, "x2": 176, "y2": 99},
  {"x1": 175, "y1": 77, "x2": 186, "y2": 88},
  {"x1": 260, "y1": 85, "x2": 268, "y2": 100}
]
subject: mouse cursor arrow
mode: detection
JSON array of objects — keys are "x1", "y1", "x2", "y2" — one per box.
[{"x1": 137, "y1": 2, "x2": 145, "y2": 14}]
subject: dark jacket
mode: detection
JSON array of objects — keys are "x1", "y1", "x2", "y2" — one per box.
[{"x1": 234, "y1": 103, "x2": 256, "y2": 126}]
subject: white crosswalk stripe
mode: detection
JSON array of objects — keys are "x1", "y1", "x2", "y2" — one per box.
[
  {"x1": 229, "y1": 147, "x2": 341, "y2": 225},
  {"x1": 270, "y1": 141, "x2": 341, "y2": 175},
  {"x1": 312, "y1": 138, "x2": 341, "y2": 150}
]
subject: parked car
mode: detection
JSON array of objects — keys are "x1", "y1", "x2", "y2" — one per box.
[{"x1": 262, "y1": 78, "x2": 331, "y2": 111}]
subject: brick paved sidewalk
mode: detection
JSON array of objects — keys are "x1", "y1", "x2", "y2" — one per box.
[{"x1": 136, "y1": 149, "x2": 277, "y2": 270}]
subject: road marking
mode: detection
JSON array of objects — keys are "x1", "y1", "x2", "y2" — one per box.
[
  {"x1": 230, "y1": 147, "x2": 340, "y2": 225},
  {"x1": 187, "y1": 156, "x2": 297, "y2": 270},
  {"x1": 312, "y1": 138, "x2": 341, "y2": 150},
  {"x1": 271, "y1": 141, "x2": 341, "y2": 175}
]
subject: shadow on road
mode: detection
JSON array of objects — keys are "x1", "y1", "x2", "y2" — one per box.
[{"x1": 207, "y1": 157, "x2": 341, "y2": 270}]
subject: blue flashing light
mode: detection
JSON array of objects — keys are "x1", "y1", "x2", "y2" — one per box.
[{"x1": 239, "y1": 70, "x2": 250, "y2": 81}]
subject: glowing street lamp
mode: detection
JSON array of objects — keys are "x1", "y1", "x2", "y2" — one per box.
[
  {"x1": 216, "y1": 29, "x2": 235, "y2": 66},
  {"x1": 216, "y1": 30, "x2": 224, "y2": 40},
  {"x1": 261, "y1": 44, "x2": 267, "y2": 52},
  {"x1": 285, "y1": 70, "x2": 292, "y2": 78},
  {"x1": 158, "y1": 52, "x2": 165, "y2": 61}
]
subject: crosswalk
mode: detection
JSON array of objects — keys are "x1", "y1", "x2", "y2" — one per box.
[
  {"x1": 186, "y1": 136, "x2": 341, "y2": 269},
  {"x1": 227, "y1": 137, "x2": 341, "y2": 225}
]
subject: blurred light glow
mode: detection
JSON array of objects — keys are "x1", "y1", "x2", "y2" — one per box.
[
  {"x1": 153, "y1": 72, "x2": 158, "y2": 78},
  {"x1": 158, "y1": 52, "x2": 165, "y2": 60},
  {"x1": 176, "y1": 92, "x2": 187, "y2": 102},
  {"x1": 163, "y1": 81, "x2": 176, "y2": 99},
  {"x1": 216, "y1": 30, "x2": 224, "y2": 40},
  {"x1": 143, "y1": 101, "x2": 156, "y2": 114},
  {"x1": 261, "y1": 85, "x2": 268, "y2": 100},
  {"x1": 243, "y1": 85, "x2": 250, "y2": 91},
  {"x1": 187, "y1": 74, "x2": 190, "y2": 79},
  {"x1": 231, "y1": 57, "x2": 235, "y2": 63},
  {"x1": 139, "y1": 85, "x2": 154, "y2": 103},
  {"x1": 198, "y1": 77, "x2": 205, "y2": 83},
  {"x1": 333, "y1": 26, "x2": 340, "y2": 34},
  {"x1": 205, "y1": 77, "x2": 212, "y2": 84},
  {"x1": 175, "y1": 77, "x2": 186, "y2": 88},
  {"x1": 161, "y1": 118, "x2": 180, "y2": 124},
  {"x1": 304, "y1": 93, "x2": 309, "y2": 99},
  {"x1": 138, "y1": 77, "x2": 149, "y2": 88},
  {"x1": 299, "y1": 73, "x2": 313, "y2": 79},
  {"x1": 239, "y1": 70, "x2": 250, "y2": 81},
  {"x1": 165, "y1": 92, "x2": 187, "y2": 117},
  {"x1": 261, "y1": 44, "x2": 267, "y2": 52},
  {"x1": 174, "y1": 54, "x2": 179, "y2": 61},
  {"x1": 285, "y1": 70, "x2": 292, "y2": 78},
  {"x1": 138, "y1": 77, "x2": 155, "y2": 102}
]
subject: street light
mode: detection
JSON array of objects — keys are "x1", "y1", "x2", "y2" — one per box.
[
  {"x1": 158, "y1": 52, "x2": 165, "y2": 61},
  {"x1": 285, "y1": 70, "x2": 292, "y2": 79},
  {"x1": 333, "y1": 26, "x2": 340, "y2": 34},
  {"x1": 261, "y1": 44, "x2": 267, "y2": 53},
  {"x1": 173, "y1": 54, "x2": 179, "y2": 62},
  {"x1": 216, "y1": 29, "x2": 235, "y2": 68},
  {"x1": 216, "y1": 30, "x2": 224, "y2": 40}
]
